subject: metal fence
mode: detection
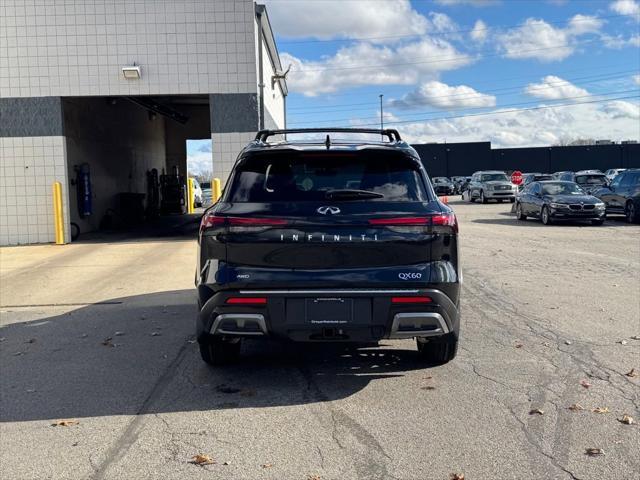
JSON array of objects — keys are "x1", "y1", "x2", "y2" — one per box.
[{"x1": 412, "y1": 142, "x2": 640, "y2": 177}]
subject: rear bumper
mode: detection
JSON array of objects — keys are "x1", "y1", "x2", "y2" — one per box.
[{"x1": 197, "y1": 288, "x2": 460, "y2": 343}]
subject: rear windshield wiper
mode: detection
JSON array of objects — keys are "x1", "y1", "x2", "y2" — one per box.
[{"x1": 325, "y1": 189, "x2": 385, "y2": 200}]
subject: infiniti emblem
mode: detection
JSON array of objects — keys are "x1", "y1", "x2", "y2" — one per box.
[{"x1": 317, "y1": 206, "x2": 341, "y2": 215}]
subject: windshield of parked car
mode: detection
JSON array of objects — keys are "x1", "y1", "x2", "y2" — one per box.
[
  {"x1": 228, "y1": 151, "x2": 428, "y2": 202},
  {"x1": 433, "y1": 177, "x2": 450, "y2": 183},
  {"x1": 575, "y1": 174, "x2": 607, "y2": 185},
  {"x1": 480, "y1": 173, "x2": 508, "y2": 182},
  {"x1": 541, "y1": 182, "x2": 585, "y2": 195}
]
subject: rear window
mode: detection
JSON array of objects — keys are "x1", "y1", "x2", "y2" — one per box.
[
  {"x1": 575, "y1": 174, "x2": 607, "y2": 185},
  {"x1": 228, "y1": 151, "x2": 427, "y2": 202}
]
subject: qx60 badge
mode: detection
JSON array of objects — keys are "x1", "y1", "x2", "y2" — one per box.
[{"x1": 317, "y1": 206, "x2": 341, "y2": 215}]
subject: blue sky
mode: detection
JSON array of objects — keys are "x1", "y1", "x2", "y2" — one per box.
[{"x1": 188, "y1": 0, "x2": 639, "y2": 174}]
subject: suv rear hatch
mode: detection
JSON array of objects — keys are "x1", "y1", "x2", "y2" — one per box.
[{"x1": 199, "y1": 149, "x2": 457, "y2": 287}]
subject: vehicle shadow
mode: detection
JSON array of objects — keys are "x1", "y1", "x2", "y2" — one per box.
[
  {"x1": 0, "y1": 290, "x2": 427, "y2": 423},
  {"x1": 472, "y1": 217, "x2": 633, "y2": 228}
]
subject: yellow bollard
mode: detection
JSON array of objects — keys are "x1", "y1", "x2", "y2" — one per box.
[
  {"x1": 52, "y1": 181, "x2": 65, "y2": 244},
  {"x1": 213, "y1": 178, "x2": 222, "y2": 203},
  {"x1": 187, "y1": 178, "x2": 195, "y2": 214}
]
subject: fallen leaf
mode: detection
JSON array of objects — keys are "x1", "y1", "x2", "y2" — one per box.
[
  {"x1": 592, "y1": 407, "x2": 609, "y2": 414},
  {"x1": 618, "y1": 414, "x2": 635, "y2": 425},
  {"x1": 625, "y1": 368, "x2": 638, "y2": 378},
  {"x1": 71, "y1": 442, "x2": 79, "y2": 447},
  {"x1": 114, "y1": 331, "x2": 125, "y2": 336},
  {"x1": 25, "y1": 338, "x2": 36, "y2": 344},
  {"x1": 151, "y1": 332, "x2": 161, "y2": 337},
  {"x1": 52, "y1": 419, "x2": 79, "y2": 427},
  {"x1": 616, "y1": 340, "x2": 628, "y2": 345},
  {"x1": 515, "y1": 341, "x2": 524, "y2": 348},
  {"x1": 585, "y1": 448, "x2": 604, "y2": 456},
  {"x1": 262, "y1": 463, "x2": 274, "y2": 468},
  {"x1": 450, "y1": 474, "x2": 465, "y2": 480},
  {"x1": 12, "y1": 351, "x2": 24, "y2": 356},
  {"x1": 101, "y1": 337, "x2": 114, "y2": 347},
  {"x1": 529, "y1": 408, "x2": 544, "y2": 415},
  {"x1": 542, "y1": 342, "x2": 551, "y2": 347},
  {"x1": 568, "y1": 403, "x2": 585, "y2": 411},
  {"x1": 421, "y1": 386, "x2": 436, "y2": 390},
  {"x1": 424, "y1": 375, "x2": 433, "y2": 380},
  {"x1": 222, "y1": 461, "x2": 231, "y2": 466},
  {"x1": 216, "y1": 384, "x2": 241, "y2": 394},
  {"x1": 564, "y1": 340, "x2": 572, "y2": 345},
  {"x1": 307, "y1": 476, "x2": 322, "y2": 480},
  {"x1": 630, "y1": 335, "x2": 640, "y2": 340},
  {"x1": 190, "y1": 454, "x2": 215, "y2": 466},
  {"x1": 580, "y1": 380, "x2": 592, "y2": 389}
]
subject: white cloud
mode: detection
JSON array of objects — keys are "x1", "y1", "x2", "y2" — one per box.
[
  {"x1": 633, "y1": 74, "x2": 640, "y2": 85},
  {"x1": 283, "y1": 38, "x2": 472, "y2": 96},
  {"x1": 601, "y1": 100, "x2": 640, "y2": 119},
  {"x1": 610, "y1": 0, "x2": 640, "y2": 17},
  {"x1": 434, "y1": 0, "x2": 499, "y2": 6},
  {"x1": 601, "y1": 33, "x2": 640, "y2": 48},
  {"x1": 187, "y1": 152, "x2": 213, "y2": 176},
  {"x1": 496, "y1": 15, "x2": 602, "y2": 62},
  {"x1": 263, "y1": 0, "x2": 428, "y2": 40},
  {"x1": 525, "y1": 76, "x2": 590, "y2": 100},
  {"x1": 392, "y1": 81, "x2": 496, "y2": 109},
  {"x1": 566, "y1": 14, "x2": 604, "y2": 35},
  {"x1": 395, "y1": 101, "x2": 640, "y2": 147},
  {"x1": 470, "y1": 20, "x2": 488, "y2": 43}
]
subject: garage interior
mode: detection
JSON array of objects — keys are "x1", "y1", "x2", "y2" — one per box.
[{"x1": 62, "y1": 95, "x2": 211, "y2": 238}]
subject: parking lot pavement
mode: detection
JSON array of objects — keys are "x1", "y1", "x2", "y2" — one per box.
[{"x1": 1, "y1": 205, "x2": 638, "y2": 480}]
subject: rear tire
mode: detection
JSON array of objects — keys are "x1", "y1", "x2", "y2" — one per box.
[
  {"x1": 516, "y1": 203, "x2": 527, "y2": 221},
  {"x1": 416, "y1": 333, "x2": 458, "y2": 365},
  {"x1": 541, "y1": 206, "x2": 552, "y2": 225},
  {"x1": 625, "y1": 201, "x2": 638, "y2": 223},
  {"x1": 480, "y1": 190, "x2": 488, "y2": 204},
  {"x1": 199, "y1": 337, "x2": 241, "y2": 366}
]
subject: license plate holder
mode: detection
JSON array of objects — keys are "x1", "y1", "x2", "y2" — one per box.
[{"x1": 305, "y1": 298, "x2": 353, "y2": 325}]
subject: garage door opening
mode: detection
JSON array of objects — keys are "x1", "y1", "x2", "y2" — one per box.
[
  {"x1": 62, "y1": 95, "x2": 211, "y2": 241},
  {"x1": 187, "y1": 139, "x2": 214, "y2": 208}
]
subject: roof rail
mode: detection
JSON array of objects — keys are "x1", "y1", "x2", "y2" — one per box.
[{"x1": 255, "y1": 128, "x2": 402, "y2": 143}]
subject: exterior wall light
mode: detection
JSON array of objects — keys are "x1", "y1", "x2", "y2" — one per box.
[{"x1": 122, "y1": 65, "x2": 141, "y2": 79}]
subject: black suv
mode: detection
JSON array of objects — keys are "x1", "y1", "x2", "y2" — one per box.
[
  {"x1": 196, "y1": 129, "x2": 460, "y2": 366},
  {"x1": 594, "y1": 168, "x2": 640, "y2": 223}
]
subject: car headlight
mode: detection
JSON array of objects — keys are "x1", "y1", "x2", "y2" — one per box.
[
  {"x1": 595, "y1": 202, "x2": 605, "y2": 209},
  {"x1": 550, "y1": 202, "x2": 567, "y2": 209}
]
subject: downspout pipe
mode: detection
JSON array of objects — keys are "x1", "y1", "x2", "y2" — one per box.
[{"x1": 256, "y1": 10, "x2": 265, "y2": 130}]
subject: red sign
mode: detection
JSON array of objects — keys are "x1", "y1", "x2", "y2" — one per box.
[{"x1": 511, "y1": 170, "x2": 523, "y2": 185}]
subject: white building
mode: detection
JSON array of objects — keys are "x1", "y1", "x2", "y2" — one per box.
[{"x1": 0, "y1": 0, "x2": 287, "y2": 245}]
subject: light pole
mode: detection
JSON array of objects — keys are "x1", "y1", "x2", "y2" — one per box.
[{"x1": 379, "y1": 94, "x2": 384, "y2": 140}]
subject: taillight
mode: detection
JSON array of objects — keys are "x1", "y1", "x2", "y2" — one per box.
[
  {"x1": 368, "y1": 217, "x2": 430, "y2": 226},
  {"x1": 431, "y1": 213, "x2": 458, "y2": 233},
  {"x1": 226, "y1": 297, "x2": 267, "y2": 305},
  {"x1": 200, "y1": 213, "x2": 288, "y2": 233},
  {"x1": 368, "y1": 213, "x2": 458, "y2": 232},
  {"x1": 391, "y1": 296, "x2": 432, "y2": 304}
]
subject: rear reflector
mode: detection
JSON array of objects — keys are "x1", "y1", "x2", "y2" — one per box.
[
  {"x1": 391, "y1": 296, "x2": 432, "y2": 304},
  {"x1": 226, "y1": 297, "x2": 267, "y2": 305}
]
